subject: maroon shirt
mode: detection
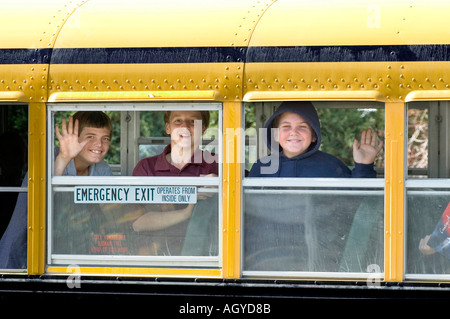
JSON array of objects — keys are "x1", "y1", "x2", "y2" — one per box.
[{"x1": 132, "y1": 145, "x2": 218, "y2": 176}]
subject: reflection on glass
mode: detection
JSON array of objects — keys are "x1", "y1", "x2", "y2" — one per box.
[
  {"x1": 51, "y1": 188, "x2": 218, "y2": 258},
  {"x1": 407, "y1": 190, "x2": 450, "y2": 274},
  {"x1": 139, "y1": 141, "x2": 218, "y2": 162},
  {"x1": 244, "y1": 188, "x2": 383, "y2": 273}
]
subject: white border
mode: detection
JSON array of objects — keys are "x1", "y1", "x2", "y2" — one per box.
[
  {"x1": 243, "y1": 177, "x2": 385, "y2": 188},
  {"x1": 51, "y1": 254, "x2": 219, "y2": 267}
]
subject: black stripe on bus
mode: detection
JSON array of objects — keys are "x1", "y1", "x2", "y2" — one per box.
[
  {"x1": 0, "y1": 48, "x2": 52, "y2": 64},
  {"x1": 0, "y1": 45, "x2": 449, "y2": 64},
  {"x1": 0, "y1": 47, "x2": 245, "y2": 64},
  {"x1": 246, "y1": 44, "x2": 450, "y2": 63},
  {"x1": 49, "y1": 47, "x2": 246, "y2": 64}
]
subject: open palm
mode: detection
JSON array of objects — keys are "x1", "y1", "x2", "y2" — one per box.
[
  {"x1": 55, "y1": 116, "x2": 88, "y2": 159},
  {"x1": 353, "y1": 129, "x2": 383, "y2": 164},
  {"x1": 54, "y1": 116, "x2": 90, "y2": 176}
]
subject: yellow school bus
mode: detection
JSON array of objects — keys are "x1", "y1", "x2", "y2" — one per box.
[{"x1": 1, "y1": 0, "x2": 450, "y2": 310}]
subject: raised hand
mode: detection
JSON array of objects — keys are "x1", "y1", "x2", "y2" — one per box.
[
  {"x1": 54, "y1": 116, "x2": 89, "y2": 175},
  {"x1": 352, "y1": 128, "x2": 383, "y2": 164}
]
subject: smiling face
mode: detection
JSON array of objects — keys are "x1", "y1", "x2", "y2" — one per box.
[
  {"x1": 165, "y1": 111, "x2": 205, "y2": 151},
  {"x1": 76, "y1": 126, "x2": 111, "y2": 166},
  {"x1": 274, "y1": 112, "x2": 316, "y2": 158}
]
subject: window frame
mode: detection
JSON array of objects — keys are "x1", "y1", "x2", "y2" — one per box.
[
  {"x1": 405, "y1": 101, "x2": 450, "y2": 281},
  {"x1": 241, "y1": 101, "x2": 386, "y2": 280},
  {"x1": 0, "y1": 103, "x2": 28, "y2": 272},
  {"x1": 46, "y1": 102, "x2": 223, "y2": 269}
]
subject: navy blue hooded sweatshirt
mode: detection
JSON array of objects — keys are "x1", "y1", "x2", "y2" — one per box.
[{"x1": 248, "y1": 101, "x2": 377, "y2": 178}]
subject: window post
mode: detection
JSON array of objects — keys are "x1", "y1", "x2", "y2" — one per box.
[
  {"x1": 28, "y1": 102, "x2": 46, "y2": 275},
  {"x1": 222, "y1": 101, "x2": 241, "y2": 279},
  {"x1": 384, "y1": 102, "x2": 405, "y2": 282}
]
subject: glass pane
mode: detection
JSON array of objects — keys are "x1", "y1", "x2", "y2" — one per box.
[
  {"x1": 138, "y1": 110, "x2": 220, "y2": 162},
  {"x1": 139, "y1": 140, "x2": 218, "y2": 161},
  {"x1": 139, "y1": 144, "x2": 167, "y2": 160},
  {"x1": 139, "y1": 111, "x2": 166, "y2": 137},
  {"x1": 244, "y1": 187, "x2": 384, "y2": 273},
  {"x1": 48, "y1": 105, "x2": 222, "y2": 268},
  {"x1": 244, "y1": 102, "x2": 385, "y2": 177},
  {"x1": 0, "y1": 133, "x2": 27, "y2": 187},
  {"x1": 407, "y1": 189, "x2": 450, "y2": 274},
  {"x1": 407, "y1": 106, "x2": 428, "y2": 177},
  {"x1": 407, "y1": 101, "x2": 450, "y2": 179},
  {"x1": 406, "y1": 102, "x2": 450, "y2": 277},
  {"x1": 0, "y1": 104, "x2": 28, "y2": 232},
  {"x1": 51, "y1": 185, "x2": 219, "y2": 262}
]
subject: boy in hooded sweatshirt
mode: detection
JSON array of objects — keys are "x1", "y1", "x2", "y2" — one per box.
[{"x1": 248, "y1": 101, "x2": 383, "y2": 178}]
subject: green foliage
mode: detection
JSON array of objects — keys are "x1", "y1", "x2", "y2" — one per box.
[
  {"x1": 3, "y1": 105, "x2": 28, "y2": 141},
  {"x1": 106, "y1": 111, "x2": 121, "y2": 164},
  {"x1": 244, "y1": 102, "x2": 256, "y2": 130},
  {"x1": 139, "y1": 111, "x2": 166, "y2": 137}
]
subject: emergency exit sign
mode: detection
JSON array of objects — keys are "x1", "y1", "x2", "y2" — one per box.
[{"x1": 74, "y1": 186, "x2": 197, "y2": 204}]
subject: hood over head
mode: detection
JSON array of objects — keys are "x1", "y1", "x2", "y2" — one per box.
[{"x1": 264, "y1": 101, "x2": 321, "y2": 159}]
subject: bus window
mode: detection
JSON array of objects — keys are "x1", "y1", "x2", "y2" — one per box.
[
  {"x1": 243, "y1": 101, "x2": 385, "y2": 276},
  {"x1": 47, "y1": 103, "x2": 221, "y2": 268},
  {"x1": 0, "y1": 104, "x2": 28, "y2": 270},
  {"x1": 406, "y1": 101, "x2": 450, "y2": 277}
]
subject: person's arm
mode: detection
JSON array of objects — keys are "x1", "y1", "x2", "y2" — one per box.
[
  {"x1": 132, "y1": 204, "x2": 195, "y2": 232},
  {"x1": 54, "y1": 116, "x2": 88, "y2": 176},
  {"x1": 419, "y1": 235, "x2": 437, "y2": 255}
]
